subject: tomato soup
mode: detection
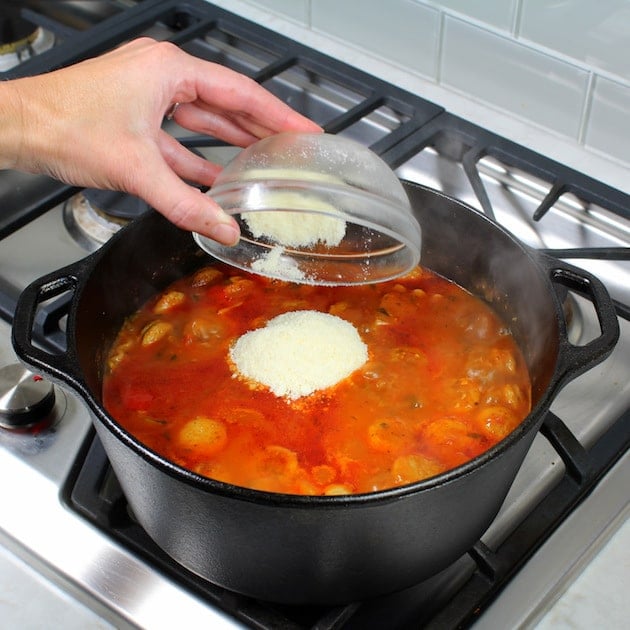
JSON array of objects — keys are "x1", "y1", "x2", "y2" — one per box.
[{"x1": 103, "y1": 264, "x2": 531, "y2": 495}]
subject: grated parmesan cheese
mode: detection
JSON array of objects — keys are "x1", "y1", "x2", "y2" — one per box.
[
  {"x1": 229, "y1": 310, "x2": 368, "y2": 400},
  {"x1": 240, "y1": 173, "x2": 348, "y2": 283},
  {"x1": 243, "y1": 202, "x2": 346, "y2": 249},
  {"x1": 250, "y1": 245, "x2": 306, "y2": 282}
]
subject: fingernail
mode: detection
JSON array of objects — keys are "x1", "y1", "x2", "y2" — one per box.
[{"x1": 210, "y1": 220, "x2": 240, "y2": 246}]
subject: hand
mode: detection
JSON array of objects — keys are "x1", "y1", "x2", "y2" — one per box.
[{"x1": 4, "y1": 38, "x2": 322, "y2": 244}]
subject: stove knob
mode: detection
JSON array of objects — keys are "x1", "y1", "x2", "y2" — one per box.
[{"x1": 0, "y1": 364, "x2": 56, "y2": 430}]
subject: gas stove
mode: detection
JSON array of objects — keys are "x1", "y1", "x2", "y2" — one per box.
[{"x1": 1, "y1": 1, "x2": 629, "y2": 628}]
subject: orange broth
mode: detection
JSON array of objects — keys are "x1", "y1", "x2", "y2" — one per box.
[{"x1": 102, "y1": 263, "x2": 531, "y2": 495}]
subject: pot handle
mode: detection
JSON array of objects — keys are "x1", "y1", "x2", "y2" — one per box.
[
  {"x1": 540, "y1": 253, "x2": 619, "y2": 386},
  {"x1": 11, "y1": 261, "x2": 89, "y2": 398}
]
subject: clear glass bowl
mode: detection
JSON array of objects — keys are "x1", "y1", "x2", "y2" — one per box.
[{"x1": 193, "y1": 132, "x2": 421, "y2": 285}]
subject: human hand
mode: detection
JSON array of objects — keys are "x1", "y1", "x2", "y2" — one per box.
[{"x1": 5, "y1": 38, "x2": 322, "y2": 244}]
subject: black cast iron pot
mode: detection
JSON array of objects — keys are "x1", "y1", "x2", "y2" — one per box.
[{"x1": 12, "y1": 182, "x2": 619, "y2": 604}]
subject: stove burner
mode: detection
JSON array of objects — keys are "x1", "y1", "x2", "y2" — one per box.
[
  {"x1": 63, "y1": 189, "x2": 148, "y2": 251},
  {"x1": 0, "y1": 26, "x2": 55, "y2": 72},
  {"x1": 0, "y1": 364, "x2": 55, "y2": 430}
]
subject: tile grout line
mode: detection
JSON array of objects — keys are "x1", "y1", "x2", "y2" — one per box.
[
  {"x1": 435, "y1": 9, "x2": 446, "y2": 85},
  {"x1": 511, "y1": 0, "x2": 524, "y2": 37},
  {"x1": 577, "y1": 71, "x2": 596, "y2": 146}
]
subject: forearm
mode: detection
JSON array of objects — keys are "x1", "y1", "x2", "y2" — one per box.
[
  {"x1": 0, "y1": 74, "x2": 74, "y2": 180},
  {"x1": 0, "y1": 80, "x2": 25, "y2": 170}
]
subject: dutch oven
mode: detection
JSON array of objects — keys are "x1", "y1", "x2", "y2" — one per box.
[{"x1": 12, "y1": 182, "x2": 619, "y2": 605}]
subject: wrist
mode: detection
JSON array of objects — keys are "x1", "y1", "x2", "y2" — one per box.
[{"x1": 0, "y1": 75, "x2": 70, "y2": 177}]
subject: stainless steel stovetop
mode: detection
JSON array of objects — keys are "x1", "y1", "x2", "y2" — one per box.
[{"x1": 1, "y1": 1, "x2": 628, "y2": 628}]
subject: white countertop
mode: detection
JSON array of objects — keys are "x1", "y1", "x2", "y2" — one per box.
[{"x1": 535, "y1": 515, "x2": 630, "y2": 629}]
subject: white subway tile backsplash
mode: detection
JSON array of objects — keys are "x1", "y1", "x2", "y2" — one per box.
[
  {"x1": 418, "y1": 0, "x2": 518, "y2": 32},
  {"x1": 585, "y1": 76, "x2": 630, "y2": 164},
  {"x1": 520, "y1": 0, "x2": 630, "y2": 81},
  {"x1": 311, "y1": 0, "x2": 440, "y2": 78},
  {"x1": 233, "y1": 0, "x2": 630, "y2": 166},
  {"x1": 441, "y1": 17, "x2": 590, "y2": 138}
]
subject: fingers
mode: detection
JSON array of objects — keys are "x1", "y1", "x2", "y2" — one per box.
[
  {"x1": 156, "y1": 183, "x2": 240, "y2": 245},
  {"x1": 130, "y1": 145, "x2": 240, "y2": 245},
  {"x1": 157, "y1": 131, "x2": 222, "y2": 186},
  {"x1": 173, "y1": 103, "x2": 261, "y2": 147},
  {"x1": 178, "y1": 58, "x2": 323, "y2": 141},
  {"x1": 173, "y1": 99, "x2": 321, "y2": 148}
]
